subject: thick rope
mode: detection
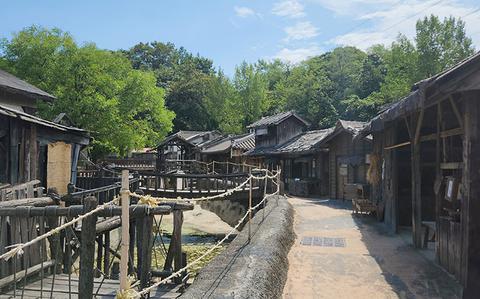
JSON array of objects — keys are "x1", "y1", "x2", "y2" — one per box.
[{"x1": 0, "y1": 196, "x2": 120, "y2": 261}]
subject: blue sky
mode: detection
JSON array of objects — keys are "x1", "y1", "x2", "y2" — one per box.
[{"x1": 1, "y1": 0, "x2": 479, "y2": 76}]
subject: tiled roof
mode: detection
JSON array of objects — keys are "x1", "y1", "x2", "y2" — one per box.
[
  {"x1": 337, "y1": 120, "x2": 368, "y2": 134},
  {"x1": 276, "y1": 129, "x2": 333, "y2": 154},
  {"x1": 201, "y1": 133, "x2": 255, "y2": 154},
  {"x1": 246, "y1": 111, "x2": 309, "y2": 129},
  {"x1": 246, "y1": 129, "x2": 332, "y2": 156},
  {"x1": 0, "y1": 69, "x2": 55, "y2": 101}
]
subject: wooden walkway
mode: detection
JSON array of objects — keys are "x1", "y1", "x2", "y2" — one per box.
[{"x1": 0, "y1": 274, "x2": 182, "y2": 298}]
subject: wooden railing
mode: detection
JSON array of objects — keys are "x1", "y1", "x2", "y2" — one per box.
[
  {"x1": 136, "y1": 170, "x2": 268, "y2": 199},
  {"x1": 102, "y1": 157, "x2": 156, "y2": 171}
]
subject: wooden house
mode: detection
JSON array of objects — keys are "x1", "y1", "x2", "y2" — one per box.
[
  {"x1": 318, "y1": 120, "x2": 372, "y2": 200},
  {"x1": 274, "y1": 129, "x2": 332, "y2": 196},
  {"x1": 246, "y1": 111, "x2": 309, "y2": 169},
  {"x1": 155, "y1": 130, "x2": 222, "y2": 171},
  {"x1": 0, "y1": 69, "x2": 90, "y2": 195},
  {"x1": 200, "y1": 133, "x2": 255, "y2": 165},
  {"x1": 357, "y1": 51, "x2": 480, "y2": 296}
]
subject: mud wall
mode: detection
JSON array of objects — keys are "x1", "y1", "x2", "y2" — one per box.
[{"x1": 181, "y1": 195, "x2": 294, "y2": 299}]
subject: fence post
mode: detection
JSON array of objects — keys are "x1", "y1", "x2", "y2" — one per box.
[
  {"x1": 79, "y1": 196, "x2": 98, "y2": 299},
  {"x1": 173, "y1": 210, "x2": 184, "y2": 284},
  {"x1": 277, "y1": 165, "x2": 281, "y2": 194},
  {"x1": 263, "y1": 174, "x2": 268, "y2": 220},
  {"x1": 248, "y1": 169, "x2": 252, "y2": 242},
  {"x1": 137, "y1": 210, "x2": 154, "y2": 290},
  {"x1": 120, "y1": 170, "x2": 130, "y2": 292}
]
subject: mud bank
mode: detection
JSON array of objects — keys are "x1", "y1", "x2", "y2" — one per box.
[{"x1": 181, "y1": 195, "x2": 294, "y2": 299}]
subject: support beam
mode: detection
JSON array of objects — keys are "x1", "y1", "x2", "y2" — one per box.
[
  {"x1": 411, "y1": 112, "x2": 423, "y2": 248},
  {"x1": 462, "y1": 97, "x2": 480, "y2": 298},
  {"x1": 449, "y1": 96, "x2": 464, "y2": 131},
  {"x1": 78, "y1": 196, "x2": 97, "y2": 299}
]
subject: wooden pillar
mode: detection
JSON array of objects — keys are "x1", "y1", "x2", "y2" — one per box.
[
  {"x1": 120, "y1": 170, "x2": 130, "y2": 292},
  {"x1": 462, "y1": 97, "x2": 480, "y2": 298},
  {"x1": 137, "y1": 213, "x2": 154, "y2": 290},
  {"x1": 79, "y1": 196, "x2": 98, "y2": 299},
  {"x1": 411, "y1": 110, "x2": 424, "y2": 248}
]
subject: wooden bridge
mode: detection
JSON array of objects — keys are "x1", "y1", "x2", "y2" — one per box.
[{"x1": 0, "y1": 164, "x2": 279, "y2": 298}]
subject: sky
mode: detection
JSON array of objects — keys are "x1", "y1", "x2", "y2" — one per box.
[{"x1": 1, "y1": 0, "x2": 480, "y2": 76}]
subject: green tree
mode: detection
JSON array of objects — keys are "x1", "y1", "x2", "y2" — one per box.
[
  {"x1": 1, "y1": 26, "x2": 174, "y2": 158},
  {"x1": 233, "y1": 61, "x2": 270, "y2": 129},
  {"x1": 205, "y1": 70, "x2": 243, "y2": 133},
  {"x1": 416, "y1": 15, "x2": 474, "y2": 78},
  {"x1": 281, "y1": 57, "x2": 337, "y2": 128}
]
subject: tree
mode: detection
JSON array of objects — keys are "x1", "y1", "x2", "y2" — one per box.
[
  {"x1": 1, "y1": 26, "x2": 175, "y2": 158},
  {"x1": 124, "y1": 41, "x2": 216, "y2": 131},
  {"x1": 205, "y1": 70, "x2": 243, "y2": 133},
  {"x1": 281, "y1": 57, "x2": 337, "y2": 128},
  {"x1": 233, "y1": 61, "x2": 270, "y2": 129},
  {"x1": 416, "y1": 15, "x2": 474, "y2": 78}
]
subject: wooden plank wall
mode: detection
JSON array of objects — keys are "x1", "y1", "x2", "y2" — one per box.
[{"x1": 0, "y1": 183, "x2": 48, "y2": 280}]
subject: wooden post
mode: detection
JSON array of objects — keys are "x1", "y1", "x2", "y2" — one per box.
[
  {"x1": 137, "y1": 213, "x2": 154, "y2": 290},
  {"x1": 103, "y1": 232, "x2": 110, "y2": 277},
  {"x1": 411, "y1": 112, "x2": 423, "y2": 248},
  {"x1": 120, "y1": 170, "x2": 130, "y2": 292},
  {"x1": 79, "y1": 196, "x2": 98, "y2": 299},
  {"x1": 173, "y1": 210, "x2": 184, "y2": 284},
  {"x1": 248, "y1": 169, "x2": 252, "y2": 242},
  {"x1": 462, "y1": 97, "x2": 480, "y2": 298}
]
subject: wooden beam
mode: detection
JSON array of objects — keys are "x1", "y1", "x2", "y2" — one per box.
[
  {"x1": 384, "y1": 141, "x2": 411, "y2": 150},
  {"x1": 440, "y1": 162, "x2": 463, "y2": 170},
  {"x1": 419, "y1": 127, "x2": 464, "y2": 142},
  {"x1": 414, "y1": 109, "x2": 425, "y2": 145},
  {"x1": 79, "y1": 196, "x2": 98, "y2": 299},
  {"x1": 0, "y1": 259, "x2": 56, "y2": 289},
  {"x1": 449, "y1": 96, "x2": 464, "y2": 131},
  {"x1": 404, "y1": 117, "x2": 412, "y2": 139},
  {"x1": 411, "y1": 114, "x2": 423, "y2": 248}
]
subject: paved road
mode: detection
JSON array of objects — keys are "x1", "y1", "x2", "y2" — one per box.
[{"x1": 283, "y1": 196, "x2": 462, "y2": 299}]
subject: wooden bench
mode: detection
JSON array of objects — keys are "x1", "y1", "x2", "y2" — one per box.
[{"x1": 352, "y1": 199, "x2": 377, "y2": 215}]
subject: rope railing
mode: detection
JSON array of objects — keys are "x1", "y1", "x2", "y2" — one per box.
[
  {"x1": 0, "y1": 162, "x2": 281, "y2": 298},
  {"x1": 0, "y1": 196, "x2": 120, "y2": 262},
  {"x1": 121, "y1": 169, "x2": 281, "y2": 299},
  {"x1": 130, "y1": 170, "x2": 278, "y2": 203}
]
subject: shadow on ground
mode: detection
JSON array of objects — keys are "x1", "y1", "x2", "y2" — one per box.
[{"x1": 288, "y1": 196, "x2": 462, "y2": 299}]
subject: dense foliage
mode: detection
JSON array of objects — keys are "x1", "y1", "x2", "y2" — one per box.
[
  {"x1": 0, "y1": 15, "x2": 475, "y2": 157},
  {"x1": 0, "y1": 26, "x2": 174, "y2": 158}
]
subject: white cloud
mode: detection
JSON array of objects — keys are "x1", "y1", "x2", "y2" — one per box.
[
  {"x1": 234, "y1": 6, "x2": 256, "y2": 18},
  {"x1": 274, "y1": 45, "x2": 323, "y2": 63},
  {"x1": 272, "y1": 0, "x2": 306, "y2": 18},
  {"x1": 284, "y1": 21, "x2": 319, "y2": 41},
  {"x1": 324, "y1": 0, "x2": 480, "y2": 49}
]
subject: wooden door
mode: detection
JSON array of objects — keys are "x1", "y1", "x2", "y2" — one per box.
[{"x1": 337, "y1": 162, "x2": 348, "y2": 199}]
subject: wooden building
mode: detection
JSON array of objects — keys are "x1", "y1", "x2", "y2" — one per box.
[
  {"x1": 200, "y1": 133, "x2": 255, "y2": 165},
  {"x1": 274, "y1": 129, "x2": 332, "y2": 196},
  {"x1": 155, "y1": 130, "x2": 222, "y2": 171},
  {"x1": 358, "y1": 52, "x2": 480, "y2": 297},
  {"x1": 318, "y1": 120, "x2": 372, "y2": 199},
  {"x1": 246, "y1": 111, "x2": 309, "y2": 168},
  {"x1": 0, "y1": 69, "x2": 90, "y2": 195}
]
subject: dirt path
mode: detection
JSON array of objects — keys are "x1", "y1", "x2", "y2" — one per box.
[{"x1": 283, "y1": 196, "x2": 461, "y2": 299}]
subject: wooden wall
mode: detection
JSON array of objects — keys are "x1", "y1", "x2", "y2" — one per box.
[
  {"x1": 327, "y1": 131, "x2": 372, "y2": 198},
  {"x1": 255, "y1": 116, "x2": 305, "y2": 149}
]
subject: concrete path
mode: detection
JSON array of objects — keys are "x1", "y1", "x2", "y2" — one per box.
[{"x1": 283, "y1": 197, "x2": 462, "y2": 299}]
